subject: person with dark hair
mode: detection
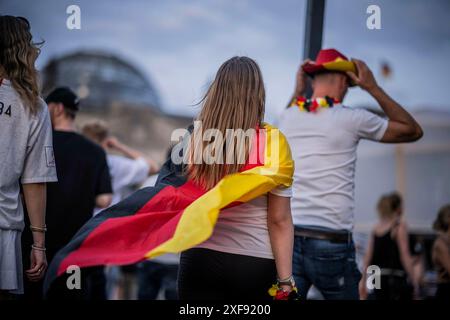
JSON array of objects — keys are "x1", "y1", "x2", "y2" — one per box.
[
  {"x1": 22, "y1": 87, "x2": 113, "y2": 299},
  {"x1": 360, "y1": 192, "x2": 419, "y2": 300},
  {"x1": 432, "y1": 204, "x2": 450, "y2": 300},
  {"x1": 0, "y1": 16, "x2": 57, "y2": 299},
  {"x1": 44, "y1": 88, "x2": 113, "y2": 233}
]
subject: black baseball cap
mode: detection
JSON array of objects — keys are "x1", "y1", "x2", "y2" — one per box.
[{"x1": 45, "y1": 87, "x2": 80, "y2": 111}]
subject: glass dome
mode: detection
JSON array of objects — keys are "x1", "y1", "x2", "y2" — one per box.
[{"x1": 41, "y1": 51, "x2": 161, "y2": 110}]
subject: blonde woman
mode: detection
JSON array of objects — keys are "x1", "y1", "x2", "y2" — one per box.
[
  {"x1": 432, "y1": 204, "x2": 450, "y2": 300},
  {"x1": 0, "y1": 16, "x2": 57, "y2": 298},
  {"x1": 177, "y1": 56, "x2": 295, "y2": 300},
  {"x1": 359, "y1": 193, "x2": 419, "y2": 300}
]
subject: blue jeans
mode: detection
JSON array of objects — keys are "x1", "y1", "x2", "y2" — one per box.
[{"x1": 293, "y1": 227, "x2": 361, "y2": 300}]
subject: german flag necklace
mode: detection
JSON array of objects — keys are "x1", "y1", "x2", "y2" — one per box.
[{"x1": 291, "y1": 96, "x2": 340, "y2": 113}]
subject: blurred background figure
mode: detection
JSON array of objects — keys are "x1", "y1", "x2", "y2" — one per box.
[
  {"x1": 136, "y1": 148, "x2": 179, "y2": 301},
  {"x1": 82, "y1": 120, "x2": 159, "y2": 300},
  {"x1": 432, "y1": 204, "x2": 450, "y2": 300},
  {"x1": 23, "y1": 87, "x2": 113, "y2": 300},
  {"x1": 360, "y1": 192, "x2": 420, "y2": 300},
  {"x1": 380, "y1": 61, "x2": 392, "y2": 80}
]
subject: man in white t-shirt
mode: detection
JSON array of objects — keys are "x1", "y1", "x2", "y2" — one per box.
[{"x1": 278, "y1": 48, "x2": 423, "y2": 299}]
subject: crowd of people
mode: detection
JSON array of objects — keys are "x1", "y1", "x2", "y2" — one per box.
[{"x1": 1, "y1": 15, "x2": 449, "y2": 301}]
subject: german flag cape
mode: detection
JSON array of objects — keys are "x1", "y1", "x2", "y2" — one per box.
[{"x1": 44, "y1": 123, "x2": 293, "y2": 293}]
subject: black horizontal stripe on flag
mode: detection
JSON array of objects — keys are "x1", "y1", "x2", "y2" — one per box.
[{"x1": 43, "y1": 156, "x2": 186, "y2": 295}]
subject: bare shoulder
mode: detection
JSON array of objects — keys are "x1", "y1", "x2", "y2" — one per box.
[
  {"x1": 372, "y1": 222, "x2": 384, "y2": 234},
  {"x1": 395, "y1": 219, "x2": 408, "y2": 234},
  {"x1": 373, "y1": 222, "x2": 391, "y2": 236},
  {"x1": 398, "y1": 218, "x2": 408, "y2": 229}
]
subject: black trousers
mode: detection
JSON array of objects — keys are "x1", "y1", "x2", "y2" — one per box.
[
  {"x1": 436, "y1": 283, "x2": 450, "y2": 300},
  {"x1": 369, "y1": 275, "x2": 412, "y2": 300},
  {"x1": 178, "y1": 248, "x2": 276, "y2": 300}
]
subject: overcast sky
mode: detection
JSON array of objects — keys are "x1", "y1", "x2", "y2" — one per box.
[{"x1": 2, "y1": 0, "x2": 449, "y2": 120}]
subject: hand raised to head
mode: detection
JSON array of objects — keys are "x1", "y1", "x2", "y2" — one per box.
[
  {"x1": 294, "y1": 59, "x2": 313, "y2": 96},
  {"x1": 346, "y1": 59, "x2": 378, "y2": 92}
]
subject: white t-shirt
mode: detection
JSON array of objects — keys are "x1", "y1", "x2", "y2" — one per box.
[
  {"x1": 93, "y1": 155, "x2": 149, "y2": 215},
  {"x1": 196, "y1": 186, "x2": 292, "y2": 259},
  {"x1": 278, "y1": 104, "x2": 388, "y2": 231}
]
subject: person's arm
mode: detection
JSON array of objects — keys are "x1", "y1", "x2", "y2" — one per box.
[
  {"x1": 105, "y1": 137, "x2": 159, "y2": 174},
  {"x1": 19, "y1": 105, "x2": 57, "y2": 282},
  {"x1": 359, "y1": 232, "x2": 374, "y2": 300},
  {"x1": 95, "y1": 150, "x2": 113, "y2": 209},
  {"x1": 433, "y1": 238, "x2": 450, "y2": 274},
  {"x1": 395, "y1": 221, "x2": 420, "y2": 292},
  {"x1": 286, "y1": 59, "x2": 312, "y2": 108},
  {"x1": 267, "y1": 193, "x2": 294, "y2": 292},
  {"x1": 22, "y1": 183, "x2": 47, "y2": 282},
  {"x1": 346, "y1": 59, "x2": 423, "y2": 143}
]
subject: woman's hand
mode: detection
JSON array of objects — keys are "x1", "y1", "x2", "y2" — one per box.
[
  {"x1": 26, "y1": 247, "x2": 47, "y2": 281},
  {"x1": 280, "y1": 284, "x2": 293, "y2": 293},
  {"x1": 22, "y1": 183, "x2": 48, "y2": 281}
]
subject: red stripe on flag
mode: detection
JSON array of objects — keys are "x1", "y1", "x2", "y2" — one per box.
[
  {"x1": 57, "y1": 126, "x2": 267, "y2": 276},
  {"x1": 57, "y1": 182, "x2": 204, "y2": 276}
]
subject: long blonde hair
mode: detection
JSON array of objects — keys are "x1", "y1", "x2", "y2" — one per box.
[
  {"x1": 0, "y1": 16, "x2": 42, "y2": 113},
  {"x1": 187, "y1": 56, "x2": 265, "y2": 189}
]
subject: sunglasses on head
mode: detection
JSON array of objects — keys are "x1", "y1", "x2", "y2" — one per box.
[
  {"x1": 16, "y1": 16, "x2": 31, "y2": 29},
  {"x1": 0, "y1": 15, "x2": 31, "y2": 30}
]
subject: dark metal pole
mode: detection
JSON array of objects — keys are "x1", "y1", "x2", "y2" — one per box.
[{"x1": 303, "y1": 0, "x2": 326, "y2": 97}]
